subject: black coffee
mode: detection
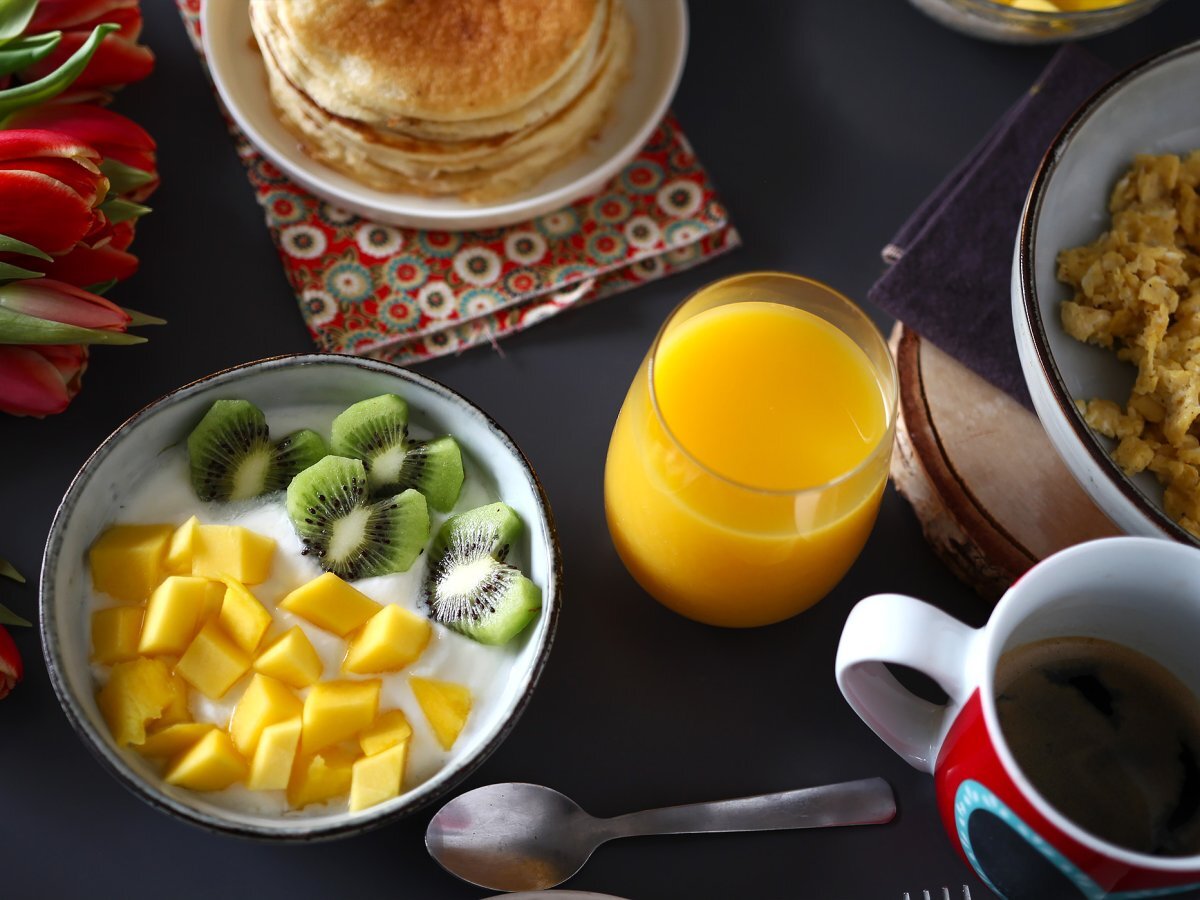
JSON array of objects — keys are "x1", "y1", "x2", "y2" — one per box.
[{"x1": 995, "y1": 636, "x2": 1200, "y2": 856}]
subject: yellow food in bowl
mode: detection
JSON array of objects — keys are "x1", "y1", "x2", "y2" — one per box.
[{"x1": 1058, "y1": 152, "x2": 1200, "y2": 536}]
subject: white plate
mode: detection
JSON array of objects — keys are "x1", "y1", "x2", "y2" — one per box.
[{"x1": 202, "y1": 0, "x2": 689, "y2": 231}]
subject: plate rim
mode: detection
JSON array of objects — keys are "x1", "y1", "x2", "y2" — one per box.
[{"x1": 201, "y1": 0, "x2": 689, "y2": 230}]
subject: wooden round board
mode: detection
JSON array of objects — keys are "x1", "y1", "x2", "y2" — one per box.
[{"x1": 890, "y1": 324, "x2": 1119, "y2": 601}]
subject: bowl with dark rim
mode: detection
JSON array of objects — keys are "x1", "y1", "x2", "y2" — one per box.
[
  {"x1": 1013, "y1": 40, "x2": 1200, "y2": 546},
  {"x1": 40, "y1": 353, "x2": 561, "y2": 839}
]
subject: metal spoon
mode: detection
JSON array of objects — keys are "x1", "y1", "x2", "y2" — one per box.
[{"x1": 426, "y1": 778, "x2": 896, "y2": 892}]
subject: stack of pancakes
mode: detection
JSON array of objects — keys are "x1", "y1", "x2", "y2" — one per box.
[{"x1": 249, "y1": 0, "x2": 632, "y2": 202}]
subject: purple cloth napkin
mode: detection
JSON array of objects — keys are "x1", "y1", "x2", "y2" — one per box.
[{"x1": 868, "y1": 45, "x2": 1114, "y2": 409}]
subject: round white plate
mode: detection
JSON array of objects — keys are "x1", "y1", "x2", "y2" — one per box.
[{"x1": 202, "y1": 0, "x2": 689, "y2": 231}]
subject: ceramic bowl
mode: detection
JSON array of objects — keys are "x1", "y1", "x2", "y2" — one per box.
[
  {"x1": 908, "y1": 0, "x2": 1163, "y2": 44},
  {"x1": 40, "y1": 354, "x2": 561, "y2": 839},
  {"x1": 1013, "y1": 40, "x2": 1200, "y2": 545}
]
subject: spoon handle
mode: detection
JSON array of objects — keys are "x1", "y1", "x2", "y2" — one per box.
[{"x1": 601, "y1": 777, "x2": 896, "y2": 840}]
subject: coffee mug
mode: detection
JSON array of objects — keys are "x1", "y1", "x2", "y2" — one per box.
[{"x1": 835, "y1": 537, "x2": 1200, "y2": 899}]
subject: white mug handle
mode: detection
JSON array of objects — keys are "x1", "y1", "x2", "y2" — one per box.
[{"x1": 835, "y1": 594, "x2": 981, "y2": 773}]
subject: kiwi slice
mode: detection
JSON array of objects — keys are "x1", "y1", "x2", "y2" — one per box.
[
  {"x1": 331, "y1": 393, "x2": 465, "y2": 511},
  {"x1": 423, "y1": 503, "x2": 541, "y2": 645},
  {"x1": 187, "y1": 399, "x2": 327, "y2": 502},
  {"x1": 287, "y1": 455, "x2": 429, "y2": 579}
]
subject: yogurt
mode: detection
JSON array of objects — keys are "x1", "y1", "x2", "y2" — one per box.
[{"x1": 87, "y1": 404, "x2": 524, "y2": 817}]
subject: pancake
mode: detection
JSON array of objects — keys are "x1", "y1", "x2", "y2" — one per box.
[
  {"x1": 248, "y1": 0, "x2": 633, "y2": 202},
  {"x1": 275, "y1": 0, "x2": 602, "y2": 123}
]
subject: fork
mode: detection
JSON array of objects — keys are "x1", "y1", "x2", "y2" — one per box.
[{"x1": 901, "y1": 888, "x2": 973, "y2": 900}]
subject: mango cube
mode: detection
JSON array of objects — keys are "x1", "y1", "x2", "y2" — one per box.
[
  {"x1": 254, "y1": 627, "x2": 323, "y2": 689},
  {"x1": 218, "y1": 577, "x2": 272, "y2": 653},
  {"x1": 279, "y1": 573, "x2": 381, "y2": 637},
  {"x1": 137, "y1": 723, "x2": 215, "y2": 758},
  {"x1": 97, "y1": 657, "x2": 177, "y2": 746},
  {"x1": 287, "y1": 747, "x2": 358, "y2": 809},
  {"x1": 89, "y1": 524, "x2": 173, "y2": 602},
  {"x1": 191, "y1": 524, "x2": 275, "y2": 584},
  {"x1": 410, "y1": 676, "x2": 472, "y2": 751},
  {"x1": 165, "y1": 515, "x2": 200, "y2": 573},
  {"x1": 176, "y1": 622, "x2": 251, "y2": 699},
  {"x1": 349, "y1": 741, "x2": 407, "y2": 812},
  {"x1": 229, "y1": 673, "x2": 302, "y2": 757},
  {"x1": 91, "y1": 606, "x2": 143, "y2": 665},
  {"x1": 359, "y1": 709, "x2": 413, "y2": 756},
  {"x1": 164, "y1": 729, "x2": 247, "y2": 791},
  {"x1": 157, "y1": 670, "x2": 193, "y2": 727},
  {"x1": 343, "y1": 605, "x2": 431, "y2": 675},
  {"x1": 301, "y1": 679, "x2": 381, "y2": 753},
  {"x1": 138, "y1": 576, "x2": 216, "y2": 656},
  {"x1": 247, "y1": 716, "x2": 302, "y2": 791}
]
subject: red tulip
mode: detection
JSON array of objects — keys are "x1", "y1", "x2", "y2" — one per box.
[
  {"x1": 0, "y1": 277, "x2": 135, "y2": 335},
  {"x1": 0, "y1": 624, "x2": 22, "y2": 698},
  {"x1": 0, "y1": 129, "x2": 107, "y2": 255},
  {"x1": 21, "y1": 1, "x2": 153, "y2": 91},
  {"x1": 6, "y1": 103, "x2": 158, "y2": 201},
  {"x1": 0, "y1": 343, "x2": 87, "y2": 417}
]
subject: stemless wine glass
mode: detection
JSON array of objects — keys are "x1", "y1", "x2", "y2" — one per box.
[{"x1": 604, "y1": 273, "x2": 898, "y2": 627}]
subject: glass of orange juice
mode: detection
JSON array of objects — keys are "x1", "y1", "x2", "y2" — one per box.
[{"x1": 604, "y1": 272, "x2": 897, "y2": 627}]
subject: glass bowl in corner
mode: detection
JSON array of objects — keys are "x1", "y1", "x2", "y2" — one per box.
[{"x1": 907, "y1": 0, "x2": 1164, "y2": 44}]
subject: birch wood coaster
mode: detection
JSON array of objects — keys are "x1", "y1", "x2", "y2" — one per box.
[{"x1": 890, "y1": 323, "x2": 1119, "y2": 601}]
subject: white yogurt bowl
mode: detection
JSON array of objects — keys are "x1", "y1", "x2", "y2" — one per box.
[
  {"x1": 39, "y1": 354, "x2": 561, "y2": 839},
  {"x1": 1013, "y1": 40, "x2": 1200, "y2": 547}
]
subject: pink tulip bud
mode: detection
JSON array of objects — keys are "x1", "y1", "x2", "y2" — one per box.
[
  {"x1": 0, "y1": 343, "x2": 88, "y2": 417},
  {"x1": 0, "y1": 278, "x2": 131, "y2": 332}
]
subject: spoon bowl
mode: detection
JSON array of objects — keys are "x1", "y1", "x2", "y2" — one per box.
[{"x1": 426, "y1": 778, "x2": 896, "y2": 892}]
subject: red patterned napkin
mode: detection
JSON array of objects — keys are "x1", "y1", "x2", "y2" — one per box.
[{"x1": 177, "y1": 1, "x2": 739, "y2": 364}]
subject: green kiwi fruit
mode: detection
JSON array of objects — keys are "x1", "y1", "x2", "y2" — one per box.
[
  {"x1": 330, "y1": 393, "x2": 465, "y2": 511},
  {"x1": 187, "y1": 399, "x2": 327, "y2": 502},
  {"x1": 286, "y1": 455, "x2": 429, "y2": 579},
  {"x1": 422, "y1": 503, "x2": 541, "y2": 645}
]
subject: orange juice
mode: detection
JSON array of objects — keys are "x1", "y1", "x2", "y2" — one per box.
[{"x1": 604, "y1": 275, "x2": 895, "y2": 627}]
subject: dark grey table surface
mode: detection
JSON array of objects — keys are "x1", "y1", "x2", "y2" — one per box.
[{"x1": 3, "y1": 2, "x2": 1198, "y2": 898}]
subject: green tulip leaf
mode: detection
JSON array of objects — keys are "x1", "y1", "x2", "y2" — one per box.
[
  {"x1": 0, "y1": 261, "x2": 44, "y2": 281},
  {"x1": 0, "y1": 0, "x2": 38, "y2": 47},
  {"x1": 0, "y1": 603, "x2": 31, "y2": 628},
  {"x1": 0, "y1": 557, "x2": 23, "y2": 583},
  {"x1": 0, "y1": 31, "x2": 61, "y2": 76},
  {"x1": 0, "y1": 22, "x2": 118, "y2": 117},
  {"x1": 98, "y1": 197, "x2": 151, "y2": 224},
  {"x1": 99, "y1": 158, "x2": 155, "y2": 198},
  {"x1": 121, "y1": 306, "x2": 166, "y2": 326},
  {"x1": 84, "y1": 278, "x2": 117, "y2": 295},
  {"x1": 0, "y1": 234, "x2": 51, "y2": 261},
  {"x1": 0, "y1": 305, "x2": 147, "y2": 345}
]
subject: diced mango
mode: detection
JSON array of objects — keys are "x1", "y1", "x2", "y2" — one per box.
[
  {"x1": 254, "y1": 627, "x2": 323, "y2": 689},
  {"x1": 191, "y1": 524, "x2": 275, "y2": 584},
  {"x1": 157, "y1": 670, "x2": 193, "y2": 727},
  {"x1": 410, "y1": 676, "x2": 471, "y2": 751},
  {"x1": 89, "y1": 524, "x2": 174, "y2": 602},
  {"x1": 164, "y1": 729, "x2": 247, "y2": 791},
  {"x1": 96, "y1": 657, "x2": 177, "y2": 746},
  {"x1": 137, "y1": 723, "x2": 215, "y2": 758},
  {"x1": 301, "y1": 679, "x2": 381, "y2": 753},
  {"x1": 247, "y1": 717, "x2": 302, "y2": 791},
  {"x1": 359, "y1": 709, "x2": 413, "y2": 756},
  {"x1": 176, "y1": 622, "x2": 251, "y2": 699},
  {"x1": 279, "y1": 572, "x2": 381, "y2": 637},
  {"x1": 91, "y1": 606, "x2": 143, "y2": 665},
  {"x1": 218, "y1": 577, "x2": 272, "y2": 654},
  {"x1": 349, "y1": 741, "x2": 407, "y2": 812},
  {"x1": 165, "y1": 515, "x2": 200, "y2": 573},
  {"x1": 229, "y1": 673, "x2": 302, "y2": 757},
  {"x1": 343, "y1": 605, "x2": 431, "y2": 675},
  {"x1": 287, "y1": 747, "x2": 358, "y2": 809},
  {"x1": 138, "y1": 576, "x2": 215, "y2": 656}
]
